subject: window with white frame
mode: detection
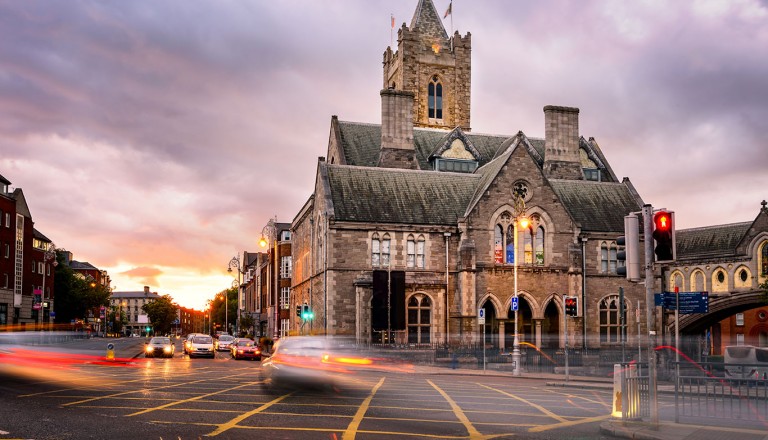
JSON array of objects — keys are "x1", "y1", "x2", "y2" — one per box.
[
  {"x1": 38, "y1": 262, "x2": 44, "y2": 274},
  {"x1": 600, "y1": 241, "x2": 621, "y2": 273},
  {"x1": 280, "y1": 287, "x2": 290, "y2": 309},
  {"x1": 4, "y1": 213, "x2": 9, "y2": 228},
  {"x1": 280, "y1": 318, "x2": 289, "y2": 338},
  {"x1": 736, "y1": 313, "x2": 744, "y2": 326},
  {"x1": 407, "y1": 294, "x2": 431, "y2": 344},
  {"x1": 407, "y1": 235, "x2": 416, "y2": 268},
  {"x1": 280, "y1": 256, "x2": 292, "y2": 278},
  {"x1": 599, "y1": 295, "x2": 626, "y2": 345},
  {"x1": 416, "y1": 235, "x2": 425, "y2": 268},
  {"x1": 372, "y1": 233, "x2": 391, "y2": 267},
  {"x1": 281, "y1": 230, "x2": 291, "y2": 241}
]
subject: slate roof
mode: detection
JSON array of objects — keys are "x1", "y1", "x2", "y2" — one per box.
[
  {"x1": 32, "y1": 228, "x2": 52, "y2": 242},
  {"x1": 675, "y1": 222, "x2": 752, "y2": 260},
  {"x1": 410, "y1": 0, "x2": 449, "y2": 41},
  {"x1": 70, "y1": 260, "x2": 99, "y2": 271},
  {"x1": 548, "y1": 180, "x2": 642, "y2": 232},
  {"x1": 0, "y1": 173, "x2": 10, "y2": 186},
  {"x1": 111, "y1": 291, "x2": 161, "y2": 299},
  {"x1": 326, "y1": 164, "x2": 479, "y2": 225}
]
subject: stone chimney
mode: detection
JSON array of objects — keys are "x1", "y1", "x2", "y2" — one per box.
[
  {"x1": 543, "y1": 105, "x2": 584, "y2": 180},
  {"x1": 378, "y1": 89, "x2": 419, "y2": 169},
  {"x1": 144, "y1": 286, "x2": 150, "y2": 294}
]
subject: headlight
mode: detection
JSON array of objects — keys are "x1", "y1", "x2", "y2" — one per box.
[
  {"x1": 163, "y1": 346, "x2": 172, "y2": 353},
  {"x1": 146, "y1": 346, "x2": 154, "y2": 352}
]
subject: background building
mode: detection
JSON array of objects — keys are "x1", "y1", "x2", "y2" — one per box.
[{"x1": 110, "y1": 286, "x2": 160, "y2": 336}]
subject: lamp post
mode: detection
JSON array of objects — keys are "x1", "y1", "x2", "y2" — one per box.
[
  {"x1": 37, "y1": 243, "x2": 57, "y2": 331},
  {"x1": 121, "y1": 300, "x2": 127, "y2": 336},
  {"x1": 227, "y1": 255, "x2": 243, "y2": 335},
  {"x1": 259, "y1": 217, "x2": 278, "y2": 338},
  {"x1": 511, "y1": 196, "x2": 528, "y2": 377}
]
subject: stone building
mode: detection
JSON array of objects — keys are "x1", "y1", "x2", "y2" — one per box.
[{"x1": 290, "y1": 0, "x2": 651, "y2": 349}]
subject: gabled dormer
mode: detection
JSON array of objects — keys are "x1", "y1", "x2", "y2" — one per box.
[{"x1": 429, "y1": 127, "x2": 480, "y2": 173}]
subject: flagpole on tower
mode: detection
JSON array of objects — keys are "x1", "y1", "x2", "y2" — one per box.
[
  {"x1": 444, "y1": 1, "x2": 453, "y2": 51},
  {"x1": 390, "y1": 13, "x2": 395, "y2": 50}
]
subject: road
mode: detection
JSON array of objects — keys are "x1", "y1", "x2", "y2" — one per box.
[{"x1": 0, "y1": 337, "x2": 620, "y2": 439}]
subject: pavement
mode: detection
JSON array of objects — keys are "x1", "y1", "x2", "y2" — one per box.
[{"x1": 7, "y1": 335, "x2": 768, "y2": 440}]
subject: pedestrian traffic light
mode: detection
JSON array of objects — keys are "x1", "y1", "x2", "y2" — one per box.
[
  {"x1": 296, "y1": 304, "x2": 301, "y2": 317},
  {"x1": 564, "y1": 296, "x2": 578, "y2": 317},
  {"x1": 616, "y1": 214, "x2": 640, "y2": 281},
  {"x1": 652, "y1": 210, "x2": 676, "y2": 262},
  {"x1": 301, "y1": 304, "x2": 313, "y2": 320}
]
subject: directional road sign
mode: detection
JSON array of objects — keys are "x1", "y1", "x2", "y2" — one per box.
[{"x1": 654, "y1": 291, "x2": 709, "y2": 314}]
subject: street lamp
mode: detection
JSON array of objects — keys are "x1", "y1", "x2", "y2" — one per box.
[
  {"x1": 227, "y1": 255, "x2": 243, "y2": 335},
  {"x1": 511, "y1": 196, "x2": 528, "y2": 377},
  {"x1": 37, "y1": 242, "x2": 57, "y2": 331},
  {"x1": 259, "y1": 217, "x2": 278, "y2": 338}
]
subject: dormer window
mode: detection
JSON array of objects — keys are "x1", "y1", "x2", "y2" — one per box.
[{"x1": 428, "y1": 76, "x2": 442, "y2": 120}]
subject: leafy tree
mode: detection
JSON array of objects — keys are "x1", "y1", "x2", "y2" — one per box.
[
  {"x1": 107, "y1": 307, "x2": 127, "y2": 335},
  {"x1": 239, "y1": 313, "x2": 254, "y2": 338},
  {"x1": 209, "y1": 287, "x2": 237, "y2": 334},
  {"x1": 142, "y1": 295, "x2": 178, "y2": 335},
  {"x1": 52, "y1": 250, "x2": 111, "y2": 324}
]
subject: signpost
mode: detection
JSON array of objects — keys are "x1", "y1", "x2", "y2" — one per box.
[
  {"x1": 478, "y1": 308, "x2": 486, "y2": 371},
  {"x1": 654, "y1": 291, "x2": 709, "y2": 314}
]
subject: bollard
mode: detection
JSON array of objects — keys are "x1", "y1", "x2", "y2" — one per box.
[{"x1": 106, "y1": 343, "x2": 115, "y2": 361}]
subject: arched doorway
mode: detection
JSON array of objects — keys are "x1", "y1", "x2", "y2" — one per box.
[
  {"x1": 481, "y1": 299, "x2": 499, "y2": 347},
  {"x1": 504, "y1": 297, "x2": 533, "y2": 348},
  {"x1": 541, "y1": 300, "x2": 560, "y2": 349}
]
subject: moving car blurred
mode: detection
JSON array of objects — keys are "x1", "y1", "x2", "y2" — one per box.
[
  {"x1": 145, "y1": 336, "x2": 175, "y2": 358},
  {"x1": 187, "y1": 334, "x2": 215, "y2": 358},
  {"x1": 215, "y1": 334, "x2": 235, "y2": 352},
  {"x1": 260, "y1": 336, "x2": 412, "y2": 391},
  {"x1": 183, "y1": 333, "x2": 203, "y2": 355},
  {"x1": 230, "y1": 338, "x2": 261, "y2": 360}
]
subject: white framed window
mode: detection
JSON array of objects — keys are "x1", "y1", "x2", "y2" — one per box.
[
  {"x1": 736, "y1": 313, "x2": 744, "y2": 326},
  {"x1": 4, "y1": 213, "x2": 9, "y2": 228},
  {"x1": 407, "y1": 235, "x2": 415, "y2": 268},
  {"x1": 280, "y1": 287, "x2": 290, "y2": 309},
  {"x1": 280, "y1": 230, "x2": 291, "y2": 241},
  {"x1": 38, "y1": 262, "x2": 44, "y2": 274},
  {"x1": 736, "y1": 334, "x2": 745, "y2": 346},
  {"x1": 280, "y1": 256, "x2": 292, "y2": 278},
  {"x1": 372, "y1": 233, "x2": 391, "y2": 267},
  {"x1": 280, "y1": 318, "x2": 289, "y2": 338},
  {"x1": 416, "y1": 235, "x2": 425, "y2": 269},
  {"x1": 407, "y1": 294, "x2": 432, "y2": 344},
  {"x1": 599, "y1": 295, "x2": 626, "y2": 345},
  {"x1": 4, "y1": 243, "x2": 8, "y2": 258},
  {"x1": 31, "y1": 261, "x2": 36, "y2": 273}
]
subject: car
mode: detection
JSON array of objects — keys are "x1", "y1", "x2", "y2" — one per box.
[
  {"x1": 144, "y1": 336, "x2": 175, "y2": 358},
  {"x1": 230, "y1": 338, "x2": 261, "y2": 360},
  {"x1": 215, "y1": 334, "x2": 235, "y2": 352},
  {"x1": 187, "y1": 334, "x2": 215, "y2": 358}
]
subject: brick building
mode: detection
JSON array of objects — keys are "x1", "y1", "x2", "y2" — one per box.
[
  {"x1": 0, "y1": 173, "x2": 55, "y2": 328},
  {"x1": 257, "y1": 224, "x2": 292, "y2": 339},
  {"x1": 290, "y1": 0, "x2": 650, "y2": 349}
]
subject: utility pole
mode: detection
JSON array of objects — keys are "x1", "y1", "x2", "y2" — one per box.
[{"x1": 642, "y1": 204, "x2": 659, "y2": 426}]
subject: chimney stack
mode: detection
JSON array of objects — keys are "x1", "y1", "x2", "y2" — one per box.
[
  {"x1": 378, "y1": 89, "x2": 419, "y2": 169},
  {"x1": 543, "y1": 105, "x2": 583, "y2": 180}
]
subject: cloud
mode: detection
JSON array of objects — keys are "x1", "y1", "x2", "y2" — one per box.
[{"x1": 119, "y1": 266, "x2": 163, "y2": 288}]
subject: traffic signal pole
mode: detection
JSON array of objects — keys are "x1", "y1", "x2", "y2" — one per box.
[{"x1": 642, "y1": 204, "x2": 659, "y2": 426}]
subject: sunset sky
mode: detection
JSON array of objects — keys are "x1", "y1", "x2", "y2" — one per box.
[{"x1": 2, "y1": 1, "x2": 766, "y2": 310}]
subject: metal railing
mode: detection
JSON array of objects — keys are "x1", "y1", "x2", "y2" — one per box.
[{"x1": 676, "y1": 373, "x2": 768, "y2": 423}]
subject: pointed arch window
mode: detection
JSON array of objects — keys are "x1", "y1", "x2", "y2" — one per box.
[
  {"x1": 407, "y1": 294, "x2": 431, "y2": 344},
  {"x1": 521, "y1": 226, "x2": 544, "y2": 266},
  {"x1": 534, "y1": 226, "x2": 545, "y2": 265},
  {"x1": 599, "y1": 295, "x2": 626, "y2": 345},
  {"x1": 416, "y1": 235, "x2": 425, "y2": 268},
  {"x1": 428, "y1": 76, "x2": 443, "y2": 119},
  {"x1": 600, "y1": 241, "x2": 620, "y2": 273},
  {"x1": 372, "y1": 233, "x2": 380, "y2": 267},
  {"x1": 762, "y1": 241, "x2": 768, "y2": 276},
  {"x1": 407, "y1": 235, "x2": 416, "y2": 268}
]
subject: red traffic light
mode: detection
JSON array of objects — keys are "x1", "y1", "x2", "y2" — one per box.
[{"x1": 654, "y1": 211, "x2": 671, "y2": 232}]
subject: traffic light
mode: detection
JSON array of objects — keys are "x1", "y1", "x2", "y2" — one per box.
[
  {"x1": 296, "y1": 304, "x2": 301, "y2": 317},
  {"x1": 616, "y1": 214, "x2": 640, "y2": 281},
  {"x1": 652, "y1": 210, "x2": 676, "y2": 262},
  {"x1": 301, "y1": 304, "x2": 314, "y2": 320},
  {"x1": 564, "y1": 296, "x2": 578, "y2": 317}
]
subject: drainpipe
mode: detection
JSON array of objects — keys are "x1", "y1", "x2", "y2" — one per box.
[
  {"x1": 444, "y1": 232, "x2": 451, "y2": 344},
  {"x1": 581, "y1": 237, "x2": 588, "y2": 349}
]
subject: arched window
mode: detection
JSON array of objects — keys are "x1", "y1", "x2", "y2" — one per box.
[
  {"x1": 381, "y1": 233, "x2": 391, "y2": 267},
  {"x1": 428, "y1": 76, "x2": 443, "y2": 119},
  {"x1": 601, "y1": 241, "x2": 620, "y2": 273},
  {"x1": 599, "y1": 295, "x2": 625, "y2": 345},
  {"x1": 762, "y1": 242, "x2": 768, "y2": 276},
  {"x1": 601, "y1": 242, "x2": 608, "y2": 272},
  {"x1": 371, "y1": 233, "x2": 381, "y2": 267},
  {"x1": 712, "y1": 268, "x2": 728, "y2": 292},
  {"x1": 672, "y1": 271, "x2": 684, "y2": 290},
  {"x1": 416, "y1": 235, "x2": 425, "y2": 269},
  {"x1": 506, "y1": 225, "x2": 514, "y2": 263},
  {"x1": 691, "y1": 270, "x2": 705, "y2": 291},
  {"x1": 407, "y1": 294, "x2": 431, "y2": 344},
  {"x1": 735, "y1": 266, "x2": 751, "y2": 288},
  {"x1": 494, "y1": 225, "x2": 503, "y2": 264},
  {"x1": 535, "y1": 226, "x2": 545, "y2": 265},
  {"x1": 407, "y1": 235, "x2": 415, "y2": 268},
  {"x1": 523, "y1": 227, "x2": 533, "y2": 264}
]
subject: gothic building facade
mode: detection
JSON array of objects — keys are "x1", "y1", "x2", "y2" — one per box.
[{"x1": 289, "y1": 0, "x2": 653, "y2": 350}]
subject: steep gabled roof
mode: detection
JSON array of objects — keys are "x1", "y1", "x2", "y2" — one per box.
[
  {"x1": 70, "y1": 260, "x2": 99, "y2": 271},
  {"x1": 428, "y1": 127, "x2": 481, "y2": 161},
  {"x1": 676, "y1": 222, "x2": 752, "y2": 261},
  {"x1": 33, "y1": 228, "x2": 52, "y2": 242},
  {"x1": 326, "y1": 164, "x2": 479, "y2": 225},
  {"x1": 548, "y1": 180, "x2": 642, "y2": 232}
]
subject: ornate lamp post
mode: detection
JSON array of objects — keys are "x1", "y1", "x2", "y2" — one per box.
[
  {"x1": 511, "y1": 195, "x2": 528, "y2": 376},
  {"x1": 227, "y1": 255, "x2": 243, "y2": 335},
  {"x1": 37, "y1": 243, "x2": 57, "y2": 330},
  {"x1": 259, "y1": 217, "x2": 278, "y2": 338}
]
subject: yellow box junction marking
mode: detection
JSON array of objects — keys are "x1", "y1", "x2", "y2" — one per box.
[
  {"x1": 342, "y1": 376, "x2": 385, "y2": 440},
  {"x1": 204, "y1": 392, "x2": 293, "y2": 437},
  {"x1": 428, "y1": 379, "x2": 486, "y2": 439}
]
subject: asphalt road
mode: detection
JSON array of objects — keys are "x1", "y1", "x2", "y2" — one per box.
[{"x1": 0, "y1": 337, "x2": 621, "y2": 440}]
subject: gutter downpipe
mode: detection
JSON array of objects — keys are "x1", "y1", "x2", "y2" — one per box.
[{"x1": 581, "y1": 237, "x2": 587, "y2": 349}]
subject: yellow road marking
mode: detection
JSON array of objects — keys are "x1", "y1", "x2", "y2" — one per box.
[
  {"x1": 528, "y1": 414, "x2": 612, "y2": 432},
  {"x1": 479, "y1": 383, "x2": 568, "y2": 423},
  {"x1": 428, "y1": 379, "x2": 485, "y2": 439},
  {"x1": 205, "y1": 392, "x2": 292, "y2": 437},
  {"x1": 342, "y1": 376, "x2": 386, "y2": 440},
  {"x1": 126, "y1": 381, "x2": 260, "y2": 416}
]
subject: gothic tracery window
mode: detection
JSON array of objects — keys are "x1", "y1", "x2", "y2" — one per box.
[
  {"x1": 407, "y1": 294, "x2": 431, "y2": 344},
  {"x1": 599, "y1": 295, "x2": 625, "y2": 345},
  {"x1": 428, "y1": 76, "x2": 443, "y2": 119}
]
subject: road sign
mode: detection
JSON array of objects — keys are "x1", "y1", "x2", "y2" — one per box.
[
  {"x1": 49, "y1": 311, "x2": 55, "y2": 318},
  {"x1": 654, "y1": 291, "x2": 709, "y2": 314},
  {"x1": 478, "y1": 308, "x2": 485, "y2": 325},
  {"x1": 511, "y1": 297, "x2": 519, "y2": 312}
]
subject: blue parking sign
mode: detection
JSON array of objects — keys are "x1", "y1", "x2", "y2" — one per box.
[{"x1": 511, "y1": 297, "x2": 519, "y2": 312}]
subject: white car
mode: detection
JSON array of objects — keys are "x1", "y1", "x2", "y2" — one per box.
[
  {"x1": 215, "y1": 334, "x2": 235, "y2": 352},
  {"x1": 187, "y1": 335, "x2": 215, "y2": 358}
]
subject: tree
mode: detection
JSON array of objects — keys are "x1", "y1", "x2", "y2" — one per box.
[
  {"x1": 239, "y1": 313, "x2": 254, "y2": 338},
  {"x1": 760, "y1": 279, "x2": 768, "y2": 304},
  {"x1": 52, "y1": 250, "x2": 111, "y2": 324},
  {"x1": 107, "y1": 307, "x2": 127, "y2": 336},
  {"x1": 142, "y1": 295, "x2": 178, "y2": 335},
  {"x1": 209, "y1": 287, "x2": 237, "y2": 334}
]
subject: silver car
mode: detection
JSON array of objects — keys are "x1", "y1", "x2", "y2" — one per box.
[
  {"x1": 144, "y1": 336, "x2": 174, "y2": 358},
  {"x1": 187, "y1": 335, "x2": 215, "y2": 358}
]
